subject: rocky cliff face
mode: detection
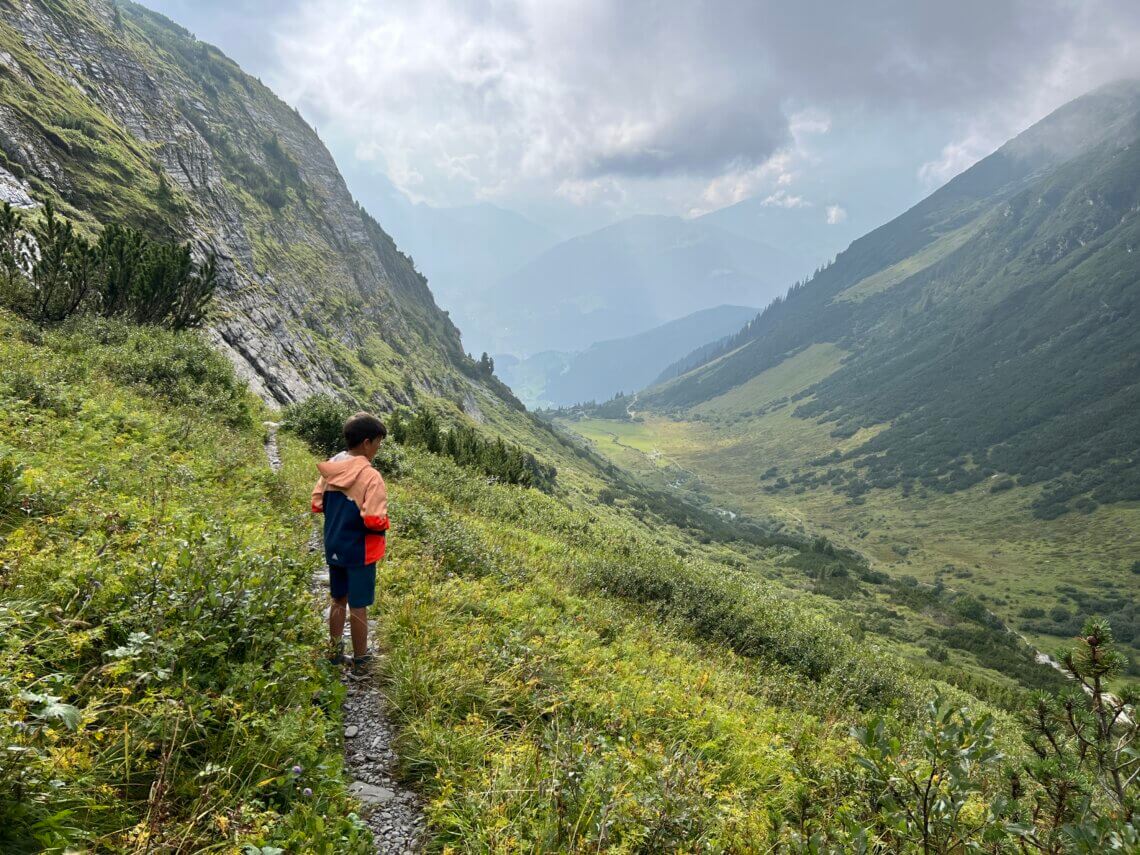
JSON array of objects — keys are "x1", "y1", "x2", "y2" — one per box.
[{"x1": 0, "y1": 0, "x2": 494, "y2": 409}]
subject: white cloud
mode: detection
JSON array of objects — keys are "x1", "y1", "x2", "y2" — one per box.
[
  {"x1": 762, "y1": 190, "x2": 810, "y2": 209},
  {"x1": 789, "y1": 108, "x2": 831, "y2": 139},
  {"x1": 918, "y1": 132, "x2": 998, "y2": 187},
  {"x1": 825, "y1": 204, "x2": 848, "y2": 224}
]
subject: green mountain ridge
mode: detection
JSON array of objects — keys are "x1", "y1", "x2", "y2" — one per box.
[
  {"x1": 0, "y1": 0, "x2": 517, "y2": 416},
  {"x1": 644, "y1": 79, "x2": 1140, "y2": 519}
]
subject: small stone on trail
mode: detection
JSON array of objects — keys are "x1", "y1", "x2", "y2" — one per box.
[
  {"x1": 345, "y1": 724, "x2": 360, "y2": 738},
  {"x1": 349, "y1": 781, "x2": 396, "y2": 805}
]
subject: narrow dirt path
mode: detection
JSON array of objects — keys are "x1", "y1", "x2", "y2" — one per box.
[{"x1": 264, "y1": 422, "x2": 425, "y2": 853}]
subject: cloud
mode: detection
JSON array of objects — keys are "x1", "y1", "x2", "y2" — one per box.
[
  {"x1": 825, "y1": 205, "x2": 847, "y2": 225},
  {"x1": 556, "y1": 177, "x2": 626, "y2": 207},
  {"x1": 918, "y1": 133, "x2": 998, "y2": 188},
  {"x1": 141, "y1": 0, "x2": 1140, "y2": 216},
  {"x1": 763, "y1": 190, "x2": 810, "y2": 209}
]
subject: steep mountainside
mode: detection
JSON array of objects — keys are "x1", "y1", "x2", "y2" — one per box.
[
  {"x1": 346, "y1": 171, "x2": 560, "y2": 354},
  {"x1": 0, "y1": 0, "x2": 510, "y2": 413},
  {"x1": 477, "y1": 213, "x2": 800, "y2": 354},
  {"x1": 645, "y1": 80, "x2": 1140, "y2": 519},
  {"x1": 499, "y1": 304, "x2": 758, "y2": 408}
]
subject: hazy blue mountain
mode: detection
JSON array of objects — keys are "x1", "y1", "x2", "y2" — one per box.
[
  {"x1": 499, "y1": 304, "x2": 758, "y2": 408},
  {"x1": 475, "y1": 214, "x2": 799, "y2": 354},
  {"x1": 697, "y1": 200, "x2": 855, "y2": 274},
  {"x1": 341, "y1": 170, "x2": 560, "y2": 348}
]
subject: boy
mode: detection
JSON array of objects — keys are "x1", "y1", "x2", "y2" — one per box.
[{"x1": 310, "y1": 411, "x2": 389, "y2": 677}]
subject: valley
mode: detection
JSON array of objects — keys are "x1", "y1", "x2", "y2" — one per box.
[{"x1": 2, "y1": 0, "x2": 1138, "y2": 851}]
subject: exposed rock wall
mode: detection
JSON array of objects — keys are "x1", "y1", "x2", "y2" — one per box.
[{"x1": 1, "y1": 0, "x2": 481, "y2": 407}]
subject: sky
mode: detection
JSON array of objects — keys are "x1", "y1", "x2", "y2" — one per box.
[{"x1": 142, "y1": 0, "x2": 1140, "y2": 241}]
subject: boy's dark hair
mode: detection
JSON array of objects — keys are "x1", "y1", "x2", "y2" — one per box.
[{"x1": 344, "y1": 412, "x2": 387, "y2": 448}]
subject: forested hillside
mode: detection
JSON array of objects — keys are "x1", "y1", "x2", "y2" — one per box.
[
  {"x1": 553, "y1": 81, "x2": 1140, "y2": 682},
  {"x1": 645, "y1": 80, "x2": 1140, "y2": 520}
]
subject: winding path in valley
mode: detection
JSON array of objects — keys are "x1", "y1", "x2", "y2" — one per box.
[{"x1": 264, "y1": 423, "x2": 425, "y2": 853}]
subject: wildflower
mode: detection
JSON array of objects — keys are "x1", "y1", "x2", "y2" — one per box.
[
  {"x1": 302, "y1": 787, "x2": 313, "y2": 797},
  {"x1": 291, "y1": 764, "x2": 303, "y2": 776}
]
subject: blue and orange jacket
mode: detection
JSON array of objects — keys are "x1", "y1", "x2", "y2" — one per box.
[{"x1": 310, "y1": 452, "x2": 389, "y2": 566}]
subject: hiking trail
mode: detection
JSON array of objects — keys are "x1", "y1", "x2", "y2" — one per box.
[{"x1": 264, "y1": 422, "x2": 425, "y2": 853}]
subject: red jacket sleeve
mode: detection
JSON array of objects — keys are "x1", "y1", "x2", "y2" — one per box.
[{"x1": 360, "y1": 470, "x2": 389, "y2": 532}]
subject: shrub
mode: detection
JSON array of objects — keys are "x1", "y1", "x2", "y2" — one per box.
[
  {"x1": 0, "y1": 454, "x2": 23, "y2": 519},
  {"x1": 281, "y1": 393, "x2": 352, "y2": 457},
  {"x1": 851, "y1": 698, "x2": 1009, "y2": 851},
  {"x1": 99, "y1": 326, "x2": 253, "y2": 427},
  {"x1": 0, "y1": 202, "x2": 217, "y2": 329},
  {"x1": 389, "y1": 408, "x2": 556, "y2": 490},
  {"x1": 1019, "y1": 620, "x2": 1140, "y2": 851}
]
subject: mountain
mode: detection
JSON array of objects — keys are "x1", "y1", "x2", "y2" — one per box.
[
  {"x1": 4, "y1": 4, "x2": 1135, "y2": 851},
  {"x1": 343, "y1": 170, "x2": 560, "y2": 350},
  {"x1": 499, "y1": 304, "x2": 758, "y2": 408},
  {"x1": 697, "y1": 196, "x2": 855, "y2": 273},
  {"x1": 644, "y1": 79, "x2": 1140, "y2": 518},
  {"x1": 476, "y1": 213, "x2": 802, "y2": 354},
  {"x1": 0, "y1": 0, "x2": 528, "y2": 417},
  {"x1": 544, "y1": 81, "x2": 1140, "y2": 672}
]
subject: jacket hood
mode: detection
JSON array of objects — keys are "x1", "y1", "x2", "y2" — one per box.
[{"x1": 316, "y1": 452, "x2": 372, "y2": 489}]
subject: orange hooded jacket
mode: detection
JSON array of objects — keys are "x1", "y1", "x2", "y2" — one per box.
[{"x1": 311, "y1": 452, "x2": 389, "y2": 565}]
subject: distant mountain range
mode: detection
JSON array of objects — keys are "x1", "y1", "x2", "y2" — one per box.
[
  {"x1": 644, "y1": 79, "x2": 1140, "y2": 520},
  {"x1": 346, "y1": 171, "x2": 845, "y2": 361},
  {"x1": 471, "y1": 214, "x2": 805, "y2": 355},
  {"x1": 697, "y1": 196, "x2": 854, "y2": 269},
  {"x1": 497, "y1": 304, "x2": 758, "y2": 409}
]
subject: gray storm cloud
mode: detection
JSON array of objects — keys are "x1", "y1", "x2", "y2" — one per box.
[{"x1": 141, "y1": 0, "x2": 1140, "y2": 211}]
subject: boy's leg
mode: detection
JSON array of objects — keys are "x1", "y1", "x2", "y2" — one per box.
[
  {"x1": 327, "y1": 566, "x2": 349, "y2": 662},
  {"x1": 349, "y1": 606, "x2": 368, "y2": 658},
  {"x1": 346, "y1": 563, "x2": 378, "y2": 661},
  {"x1": 330, "y1": 596, "x2": 347, "y2": 642}
]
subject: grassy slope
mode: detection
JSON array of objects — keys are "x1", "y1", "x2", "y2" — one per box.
[
  {"x1": 364, "y1": 442, "x2": 1034, "y2": 851},
  {"x1": 3, "y1": 308, "x2": 1038, "y2": 850},
  {"x1": 559, "y1": 339, "x2": 1140, "y2": 684},
  {"x1": 0, "y1": 311, "x2": 371, "y2": 852}
]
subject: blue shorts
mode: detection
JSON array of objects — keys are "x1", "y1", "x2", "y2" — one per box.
[{"x1": 329, "y1": 564, "x2": 376, "y2": 608}]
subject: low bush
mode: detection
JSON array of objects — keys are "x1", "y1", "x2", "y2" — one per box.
[
  {"x1": 0, "y1": 202, "x2": 217, "y2": 329},
  {"x1": 281, "y1": 393, "x2": 353, "y2": 457},
  {"x1": 0, "y1": 313, "x2": 368, "y2": 852}
]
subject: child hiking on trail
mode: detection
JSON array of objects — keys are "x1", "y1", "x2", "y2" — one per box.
[{"x1": 310, "y1": 412, "x2": 389, "y2": 678}]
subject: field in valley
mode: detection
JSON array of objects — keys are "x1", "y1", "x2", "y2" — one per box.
[{"x1": 558, "y1": 343, "x2": 1140, "y2": 681}]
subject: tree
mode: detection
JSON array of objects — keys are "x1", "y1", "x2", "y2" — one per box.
[
  {"x1": 478, "y1": 351, "x2": 494, "y2": 378},
  {"x1": 0, "y1": 204, "x2": 218, "y2": 329},
  {"x1": 0, "y1": 202, "x2": 28, "y2": 309},
  {"x1": 29, "y1": 201, "x2": 94, "y2": 324},
  {"x1": 1018, "y1": 619, "x2": 1139, "y2": 852}
]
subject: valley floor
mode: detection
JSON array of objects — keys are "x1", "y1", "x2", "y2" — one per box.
[{"x1": 557, "y1": 343, "x2": 1140, "y2": 686}]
